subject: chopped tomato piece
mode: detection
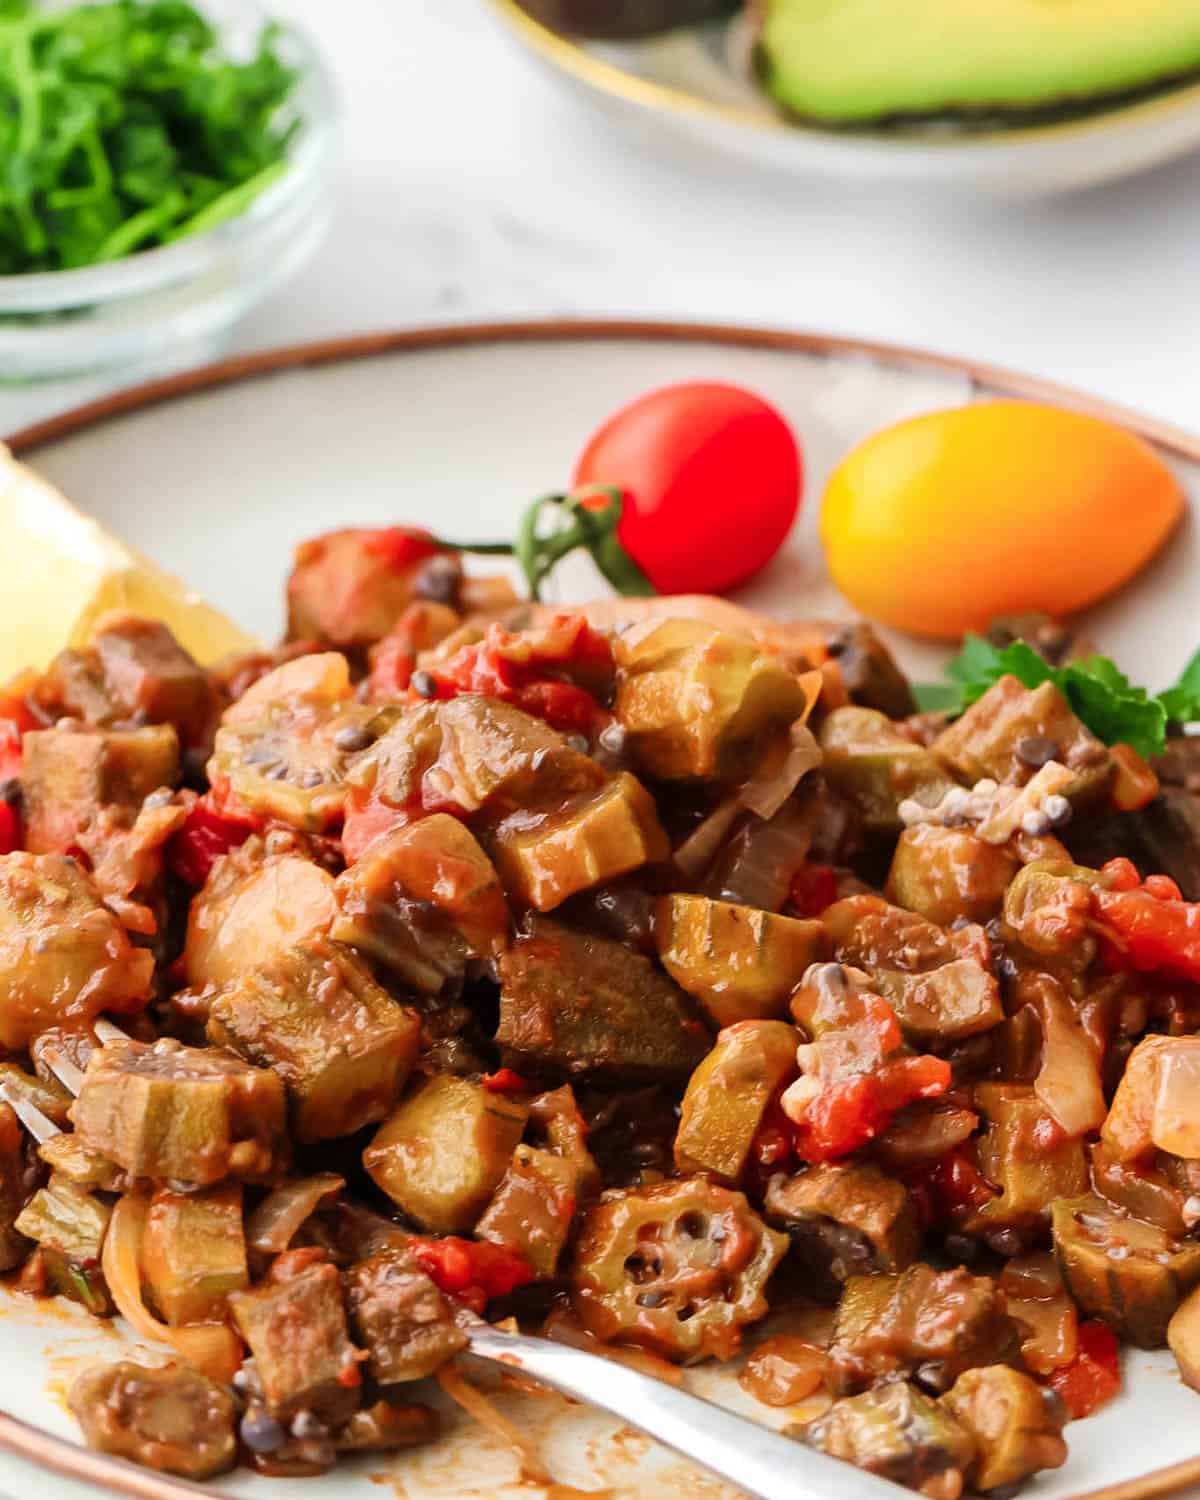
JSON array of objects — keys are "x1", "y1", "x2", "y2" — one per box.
[
  {"x1": 788, "y1": 864, "x2": 839, "y2": 919},
  {"x1": 407, "y1": 1237, "x2": 534, "y2": 1316},
  {"x1": 511, "y1": 679, "x2": 603, "y2": 736},
  {"x1": 167, "y1": 795, "x2": 258, "y2": 886},
  {"x1": 1047, "y1": 1321, "x2": 1121, "y2": 1419},
  {"x1": 0, "y1": 676, "x2": 40, "y2": 784},
  {"x1": 908, "y1": 1145, "x2": 997, "y2": 1225},
  {"x1": 341, "y1": 791, "x2": 413, "y2": 865},
  {"x1": 418, "y1": 615, "x2": 612, "y2": 736},
  {"x1": 1095, "y1": 882, "x2": 1200, "y2": 984},
  {"x1": 786, "y1": 980, "x2": 950, "y2": 1164},
  {"x1": 793, "y1": 1056, "x2": 951, "y2": 1164}
]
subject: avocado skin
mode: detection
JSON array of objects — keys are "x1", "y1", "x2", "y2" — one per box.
[{"x1": 758, "y1": 0, "x2": 1200, "y2": 124}]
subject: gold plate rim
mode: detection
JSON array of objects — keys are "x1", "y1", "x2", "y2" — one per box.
[{"x1": 484, "y1": 0, "x2": 1200, "y2": 152}]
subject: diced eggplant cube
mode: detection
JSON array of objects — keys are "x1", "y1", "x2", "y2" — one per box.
[
  {"x1": 92, "y1": 617, "x2": 218, "y2": 747},
  {"x1": 72, "y1": 1039, "x2": 288, "y2": 1186},
  {"x1": 0, "y1": 853, "x2": 153, "y2": 1050},
  {"x1": 345, "y1": 1252, "x2": 467, "y2": 1384},
  {"x1": 331, "y1": 815, "x2": 509, "y2": 993},
  {"x1": 933, "y1": 675, "x2": 1112, "y2": 801},
  {"x1": 496, "y1": 916, "x2": 709, "y2": 1080},
  {"x1": 364, "y1": 1075, "x2": 527, "y2": 1234},
  {"x1": 830, "y1": 1265, "x2": 1021, "y2": 1394},
  {"x1": 230, "y1": 1263, "x2": 361, "y2": 1425},
  {"x1": 490, "y1": 773, "x2": 669, "y2": 912},
  {"x1": 765, "y1": 1161, "x2": 919, "y2": 1298},
  {"x1": 142, "y1": 1185, "x2": 248, "y2": 1327},
  {"x1": 476, "y1": 1144, "x2": 579, "y2": 1276},
  {"x1": 23, "y1": 724, "x2": 179, "y2": 853},
  {"x1": 207, "y1": 939, "x2": 420, "y2": 1142}
]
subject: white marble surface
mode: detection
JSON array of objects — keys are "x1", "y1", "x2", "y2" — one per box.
[{"x1": 4, "y1": 0, "x2": 1200, "y2": 435}]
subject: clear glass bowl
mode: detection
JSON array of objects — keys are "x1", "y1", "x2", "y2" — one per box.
[{"x1": 0, "y1": 1, "x2": 339, "y2": 384}]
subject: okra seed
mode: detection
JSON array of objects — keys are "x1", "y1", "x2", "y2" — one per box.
[
  {"x1": 565, "y1": 733, "x2": 590, "y2": 754},
  {"x1": 334, "y1": 724, "x2": 375, "y2": 752}
]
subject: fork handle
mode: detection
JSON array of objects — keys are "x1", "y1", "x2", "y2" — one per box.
[{"x1": 465, "y1": 1325, "x2": 899, "y2": 1500}]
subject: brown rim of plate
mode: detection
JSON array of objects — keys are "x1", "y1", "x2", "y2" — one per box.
[
  {"x1": 0, "y1": 1408, "x2": 239, "y2": 1499},
  {"x1": 0, "y1": 315, "x2": 1197, "y2": 1500},
  {"x1": 7, "y1": 318, "x2": 1200, "y2": 463},
  {"x1": 482, "y1": 0, "x2": 1200, "y2": 151}
]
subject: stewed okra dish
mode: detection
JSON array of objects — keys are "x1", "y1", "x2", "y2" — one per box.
[{"x1": 3, "y1": 523, "x2": 1200, "y2": 1493}]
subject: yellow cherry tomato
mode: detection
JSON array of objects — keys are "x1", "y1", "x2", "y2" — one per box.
[{"x1": 820, "y1": 401, "x2": 1186, "y2": 640}]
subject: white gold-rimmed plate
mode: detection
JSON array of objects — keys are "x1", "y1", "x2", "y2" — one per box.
[
  {"x1": 2, "y1": 319, "x2": 1200, "y2": 1500},
  {"x1": 483, "y1": 0, "x2": 1200, "y2": 194}
]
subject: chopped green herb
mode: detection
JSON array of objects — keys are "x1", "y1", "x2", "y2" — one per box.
[
  {"x1": 914, "y1": 634, "x2": 1200, "y2": 759},
  {"x1": 0, "y1": 0, "x2": 300, "y2": 274}
]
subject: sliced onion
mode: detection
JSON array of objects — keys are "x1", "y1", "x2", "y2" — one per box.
[
  {"x1": 1034, "y1": 987, "x2": 1107, "y2": 1138},
  {"x1": 247, "y1": 1174, "x2": 346, "y2": 1255},
  {"x1": 673, "y1": 797, "x2": 743, "y2": 881},
  {"x1": 709, "y1": 800, "x2": 815, "y2": 911},
  {"x1": 674, "y1": 714, "x2": 822, "y2": 887},
  {"x1": 103, "y1": 1192, "x2": 242, "y2": 1383},
  {"x1": 740, "y1": 720, "x2": 822, "y2": 821}
]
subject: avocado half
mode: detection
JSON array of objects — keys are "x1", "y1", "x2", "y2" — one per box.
[{"x1": 757, "y1": 0, "x2": 1200, "y2": 124}]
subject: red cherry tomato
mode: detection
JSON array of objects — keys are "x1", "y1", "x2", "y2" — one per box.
[{"x1": 573, "y1": 382, "x2": 802, "y2": 595}]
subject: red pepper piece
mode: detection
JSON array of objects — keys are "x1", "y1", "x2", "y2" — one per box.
[
  {"x1": 1047, "y1": 1321, "x2": 1121, "y2": 1420},
  {"x1": 0, "y1": 801, "x2": 20, "y2": 856},
  {"x1": 167, "y1": 795, "x2": 258, "y2": 886},
  {"x1": 912, "y1": 1145, "x2": 997, "y2": 1224},
  {"x1": 480, "y1": 1068, "x2": 532, "y2": 1094},
  {"x1": 794, "y1": 1056, "x2": 951, "y2": 1165},
  {"x1": 1095, "y1": 885, "x2": 1200, "y2": 984},
  {"x1": 788, "y1": 864, "x2": 839, "y2": 919},
  {"x1": 407, "y1": 1237, "x2": 534, "y2": 1316}
]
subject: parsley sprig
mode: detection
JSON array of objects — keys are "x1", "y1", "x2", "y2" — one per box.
[
  {"x1": 914, "y1": 637, "x2": 1200, "y2": 759},
  {"x1": 0, "y1": 0, "x2": 300, "y2": 274}
]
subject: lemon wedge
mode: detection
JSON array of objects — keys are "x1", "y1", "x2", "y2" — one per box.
[{"x1": 0, "y1": 444, "x2": 259, "y2": 681}]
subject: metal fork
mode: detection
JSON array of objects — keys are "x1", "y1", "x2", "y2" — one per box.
[{"x1": 9, "y1": 1024, "x2": 902, "y2": 1500}]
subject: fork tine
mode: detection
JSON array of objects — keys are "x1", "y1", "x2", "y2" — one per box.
[
  {"x1": 0, "y1": 1081, "x2": 62, "y2": 1146},
  {"x1": 92, "y1": 1018, "x2": 130, "y2": 1047},
  {"x1": 35, "y1": 1046, "x2": 85, "y2": 1098}
]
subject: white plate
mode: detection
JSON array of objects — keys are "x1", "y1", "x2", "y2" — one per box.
[
  {"x1": 4, "y1": 320, "x2": 1200, "y2": 1500},
  {"x1": 483, "y1": 0, "x2": 1200, "y2": 194}
]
